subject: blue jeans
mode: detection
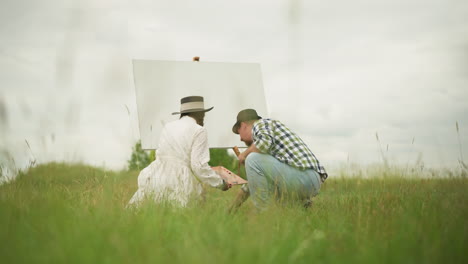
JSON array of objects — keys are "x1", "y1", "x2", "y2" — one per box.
[{"x1": 245, "y1": 153, "x2": 322, "y2": 210}]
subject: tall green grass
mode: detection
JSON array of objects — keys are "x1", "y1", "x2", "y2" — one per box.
[{"x1": 1, "y1": 163, "x2": 466, "y2": 263}]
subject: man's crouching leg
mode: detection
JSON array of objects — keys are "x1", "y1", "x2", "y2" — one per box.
[{"x1": 244, "y1": 152, "x2": 278, "y2": 211}]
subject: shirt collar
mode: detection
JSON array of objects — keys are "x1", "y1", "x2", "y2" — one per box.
[{"x1": 181, "y1": 115, "x2": 197, "y2": 124}]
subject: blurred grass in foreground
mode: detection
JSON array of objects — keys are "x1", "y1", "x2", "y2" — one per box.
[{"x1": 0, "y1": 163, "x2": 466, "y2": 264}]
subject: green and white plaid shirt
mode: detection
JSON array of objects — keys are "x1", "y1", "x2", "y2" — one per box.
[{"x1": 252, "y1": 118, "x2": 328, "y2": 181}]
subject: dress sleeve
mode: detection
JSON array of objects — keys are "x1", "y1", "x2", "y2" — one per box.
[{"x1": 190, "y1": 127, "x2": 224, "y2": 188}]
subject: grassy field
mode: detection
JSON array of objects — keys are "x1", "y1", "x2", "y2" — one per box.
[{"x1": 0, "y1": 163, "x2": 467, "y2": 264}]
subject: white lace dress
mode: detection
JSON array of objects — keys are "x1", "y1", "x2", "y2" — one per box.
[{"x1": 128, "y1": 116, "x2": 224, "y2": 207}]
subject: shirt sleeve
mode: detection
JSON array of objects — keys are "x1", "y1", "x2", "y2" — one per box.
[
  {"x1": 190, "y1": 127, "x2": 224, "y2": 188},
  {"x1": 252, "y1": 120, "x2": 274, "y2": 154}
]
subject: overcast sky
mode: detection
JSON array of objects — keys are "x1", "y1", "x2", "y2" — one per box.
[{"x1": 1, "y1": 0, "x2": 467, "y2": 173}]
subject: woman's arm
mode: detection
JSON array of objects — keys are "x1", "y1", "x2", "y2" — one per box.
[{"x1": 190, "y1": 128, "x2": 227, "y2": 189}]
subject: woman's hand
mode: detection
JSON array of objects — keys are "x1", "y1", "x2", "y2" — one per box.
[{"x1": 221, "y1": 179, "x2": 232, "y2": 191}]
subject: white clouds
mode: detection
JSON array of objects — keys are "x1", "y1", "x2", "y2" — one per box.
[{"x1": 1, "y1": 0, "x2": 467, "y2": 171}]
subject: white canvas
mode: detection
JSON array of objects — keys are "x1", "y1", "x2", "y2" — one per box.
[{"x1": 132, "y1": 60, "x2": 268, "y2": 149}]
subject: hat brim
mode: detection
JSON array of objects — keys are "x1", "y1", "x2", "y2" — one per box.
[
  {"x1": 171, "y1": 106, "x2": 214, "y2": 115},
  {"x1": 232, "y1": 121, "x2": 240, "y2": 134},
  {"x1": 232, "y1": 115, "x2": 262, "y2": 134}
]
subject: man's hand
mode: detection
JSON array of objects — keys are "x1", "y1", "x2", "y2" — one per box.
[
  {"x1": 237, "y1": 143, "x2": 261, "y2": 165},
  {"x1": 238, "y1": 151, "x2": 248, "y2": 165}
]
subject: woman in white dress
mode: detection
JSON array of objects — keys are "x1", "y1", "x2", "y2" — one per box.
[{"x1": 128, "y1": 96, "x2": 230, "y2": 207}]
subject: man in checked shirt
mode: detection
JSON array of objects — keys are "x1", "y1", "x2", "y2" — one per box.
[{"x1": 229, "y1": 109, "x2": 328, "y2": 212}]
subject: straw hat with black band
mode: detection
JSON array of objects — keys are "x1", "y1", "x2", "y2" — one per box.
[{"x1": 171, "y1": 96, "x2": 214, "y2": 115}]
